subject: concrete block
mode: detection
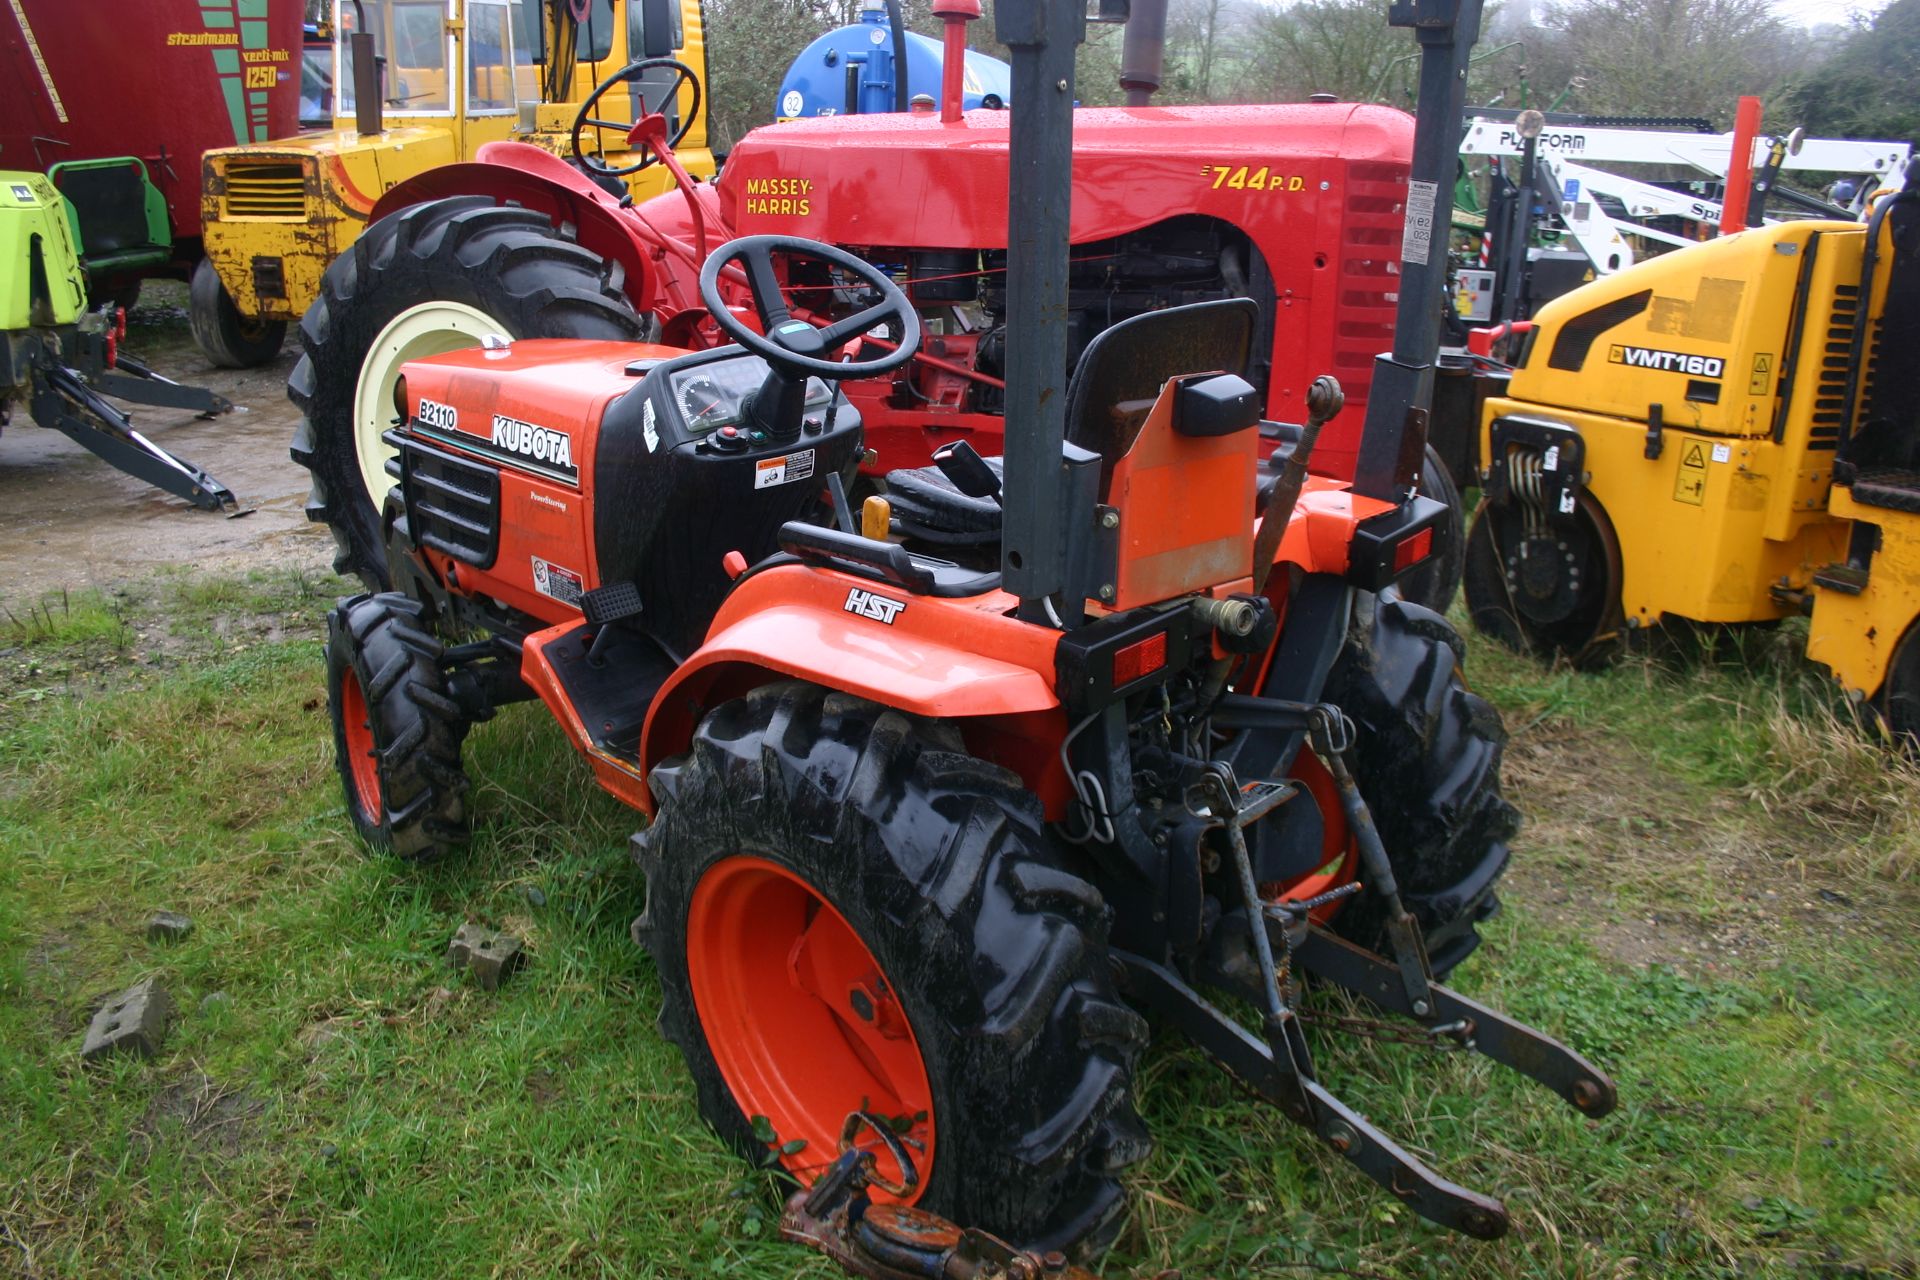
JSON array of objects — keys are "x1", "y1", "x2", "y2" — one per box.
[
  {"x1": 82, "y1": 977, "x2": 173, "y2": 1062},
  {"x1": 147, "y1": 911, "x2": 193, "y2": 943},
  {"x1": 447, "y1": 923, "x2": 524, "y2": 991}
]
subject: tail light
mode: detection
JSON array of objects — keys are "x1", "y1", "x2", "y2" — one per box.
[
  {"x1": 1348, "y1": 495, "x2": 1447, "y2": 590},
  {"x1": 1392, "y1": 526, "x2": 1434, "y2": 575}
]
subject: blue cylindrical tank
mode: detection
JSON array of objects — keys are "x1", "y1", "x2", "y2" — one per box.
[{"x1": 774, "y1": 1, "x2": 1011, "y2": 121}]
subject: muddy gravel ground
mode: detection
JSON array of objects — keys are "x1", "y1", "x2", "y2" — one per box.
[{"x1": 0, "y1": 286, "x2": 333, "y2": 604}]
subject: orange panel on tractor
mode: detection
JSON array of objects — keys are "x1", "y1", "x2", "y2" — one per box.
[{"x1": 1106, "y1": 375, "x2": 1257, "y2": 610}]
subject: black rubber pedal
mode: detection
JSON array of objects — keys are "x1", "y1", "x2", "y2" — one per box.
[{"x1": 581, "y1": 580, "x2": 644, "y2": 626}]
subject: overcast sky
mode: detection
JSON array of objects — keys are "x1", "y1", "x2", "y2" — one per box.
[{"x1": 1772, "y1": 0, "x2": 1884, "y2": 25}]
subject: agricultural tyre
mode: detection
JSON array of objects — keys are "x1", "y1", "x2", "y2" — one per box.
[
  {"x1": 289, "y1": 197, "x2": 645, "y2": 589},
  {"x1": 189, "y1": 257, "x2": 286, "y2": 369},
  {"x1": 325, "y1": 592, "x2": 471, "y2": 861},
  {"x1": 1398, "y1": 443, "x2": 1466, "y2": 614},
  {"x1": 634, "y1": 682, "x2": 1149, "y2": 1259},
  {"x1": 1323, "y1": 593, "x2": 1519, "y2": 978}
]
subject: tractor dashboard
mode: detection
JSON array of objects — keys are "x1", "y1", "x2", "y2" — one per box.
[{"x1": 668, "y1": 355, "x2": 834, "y2": 439}]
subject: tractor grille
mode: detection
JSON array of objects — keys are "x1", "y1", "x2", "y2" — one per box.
[
  {"x1": 1808, "y1": 283, "x2": 1876, "y2": 450},
  {"x1": 392, "y1": 432, "x2": 501, "y2": 569},
  {"x1": 221, "y1": 162, "x2": 308, "y2": 219},
  {"x1": 1333, "y1": 161, "x2": 1407, "y2": 418}
]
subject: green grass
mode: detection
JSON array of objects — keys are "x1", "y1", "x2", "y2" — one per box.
[
  {"x1": 1, "y1": 589, "x2": 133, "y2": 650},
  {"x1": 2, "y1": 579, "x2": 1918, "y2": 1278}
]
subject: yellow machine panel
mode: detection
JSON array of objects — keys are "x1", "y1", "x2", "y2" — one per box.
[
  {"x1": 1809, "y1": 492, "x2": 1920, "y2": 701},
  {"x1": 1504, "y1": 221, "x2": 1859, "y2": 441},
  {"x1": 1469, "y1": 196, "x2": 1920, "y2": 737},
  {"x1": 197, "y1": 0, "x2": 712, "y2": 339}
]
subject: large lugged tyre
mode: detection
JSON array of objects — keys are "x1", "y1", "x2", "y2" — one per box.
[
  {"x1": 289, "y1": 197, "x2": 645, "y2": 588},
  {"x1": 325, "y1": 592, "x2": 471, "y2": 861},
  {"x1": 634, "y1": 682, "x2": 1149, "y2": 1258},
  {"x1": 1323, "y1": 593, "x2": 1519, "y2": 977},
  {"x1": 190, "y1": 257, "x2": 286, "y2": 369}
]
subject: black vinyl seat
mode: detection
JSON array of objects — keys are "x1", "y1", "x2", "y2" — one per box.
[
  {"x1": 882, "y1": 299, "x2": 1259, "y2": 544},
  {"x1": 888, "y1": 454, "x2": 1005, "y2": 545}
]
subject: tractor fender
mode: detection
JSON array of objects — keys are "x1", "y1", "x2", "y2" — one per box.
[
  {"x1": 366, "y1": 145, "x2": 657, "y2": 315},
  {"x1": 637, "y1": 564, "x2": 1065, "y2": 811}
]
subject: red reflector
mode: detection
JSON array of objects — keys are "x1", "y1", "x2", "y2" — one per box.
[
  {"x1": 721, "y1": 549, "x2": 749, "y2": 579},
  {"x1": 1393, "y1": 527, "x2": 1435, "y2": 573},
  {"x1": 1113, "y1": 632, "x2": 1168, "y2": 686}
]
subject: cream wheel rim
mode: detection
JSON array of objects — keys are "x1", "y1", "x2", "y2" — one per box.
[{"x1": 351, "y1": 301, "x2": 508, "y2": 506}]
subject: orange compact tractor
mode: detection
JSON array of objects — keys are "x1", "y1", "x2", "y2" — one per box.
[{"x1": 303, "y1": 0, "x2": 1613, "y2": 1262}]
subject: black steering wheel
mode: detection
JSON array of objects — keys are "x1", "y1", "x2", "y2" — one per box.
[
  {"x1": 570, "y1": 57, "x2": 701, "y2": 178},
  {"x1": 698, "y1": 235, "x2": 920, "y2": 381}
]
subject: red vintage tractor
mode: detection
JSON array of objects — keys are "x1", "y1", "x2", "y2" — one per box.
[
  {"x1": 304, "y1": 0, "x2": 1612, "y2": 1262},
  {"x1": 287, "y1": 0, "x2": 1471, "y2": 615}
]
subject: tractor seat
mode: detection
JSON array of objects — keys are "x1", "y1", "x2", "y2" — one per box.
[
  {"x1": 889, "y1": 417, "x2": 1300, "y2": 543},
  {"x1": 885, "y1": 298, "x2": 1260, "y2": 546},
  {"x1": 886, "y1": 454, "x2": 1005, "y2": 545}
]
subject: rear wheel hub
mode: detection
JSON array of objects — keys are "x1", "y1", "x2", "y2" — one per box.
[{"x1": 1507, "y1": 534, "x2": 1582, "y2": 623}]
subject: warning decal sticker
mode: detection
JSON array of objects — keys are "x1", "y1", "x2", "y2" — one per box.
[
  {"x1": 531, "y1": 556, "x2": 584, "y2": 607},
  {"x1": 754, "y1": 448, "x2": 817, "y2": 490},
  {"x1": 1673, "y1": 441, "x2": 1707, "y2": 506}
]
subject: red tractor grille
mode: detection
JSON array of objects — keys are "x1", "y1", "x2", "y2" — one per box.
[{"x1": 1332, "y1": 161, "x2": 1407, "y2": 421}]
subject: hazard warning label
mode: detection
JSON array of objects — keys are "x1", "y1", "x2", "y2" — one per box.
[
  {"x1": 754, "y1": 448, "x2": 816, "y2": 489},
  {"x1": 1673, "y1": 441, "x2": 1707, "y2": 506},
  {"x1": 1749, "y1": 352, "x2": 1773, "y2": 396},
  {"x1": 531, "y1": 555, "x2": 584, "y2": 606}
]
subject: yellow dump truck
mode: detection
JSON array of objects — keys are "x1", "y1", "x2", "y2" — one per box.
[
  {"x1": 1464, "y1": 187, "x2": 1920, "y2": 741},
  {"x1": 192, "y1": 0, "x2": 712, "y2": 365}
]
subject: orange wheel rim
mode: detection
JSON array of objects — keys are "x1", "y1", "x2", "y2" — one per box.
[
  {"x1": 687, "y1": 855, "x2": 936, "y2": 1202},
  {"x1": 339, "y1": 669, "x2": 382, "y2": 817},
  {"x1": 1260, "y1": 751, "x2": 1357, "y2": 924}
]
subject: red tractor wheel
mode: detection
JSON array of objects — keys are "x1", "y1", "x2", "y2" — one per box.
[
  {"x1": 325, "y1": 593, "x2": 471, "y2": 861},
  {"x1": 635, "y1": 682, "x2": 1149, "y2": 1258}
]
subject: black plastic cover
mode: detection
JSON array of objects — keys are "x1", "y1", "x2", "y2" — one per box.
[
  {"x1": 1054, "y1": 605, "x2": 1194, "y2": 715},
  {"x1": 1174, "y1": 373, "x2": 1261, "y2": 437}
]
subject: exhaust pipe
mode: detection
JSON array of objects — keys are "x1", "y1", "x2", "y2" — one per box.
[
  {"x1": 932, "y1": 0, "x2": 981, "y2": 123},
  {"x1": 347, "y1": 1, "x2": 384, "y2": 135},
  {"x1": 1119, "y1": 0, "x2": 1166, "y2": 105}
]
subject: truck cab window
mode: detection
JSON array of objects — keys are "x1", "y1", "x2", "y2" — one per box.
[
  {"x1": 467, "y1": 0, "x2": 515, "y2": 112},
  {"x1": 339, "y1": 1, "x2": 451, "y2": 115},
  {"x1": 575, "y1": 0, "x2": 615, "y2": 62}
]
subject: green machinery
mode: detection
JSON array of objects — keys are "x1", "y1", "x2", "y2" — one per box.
[{"x1": 2, "y1": 170, "x2": 236, "y2": 511}]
